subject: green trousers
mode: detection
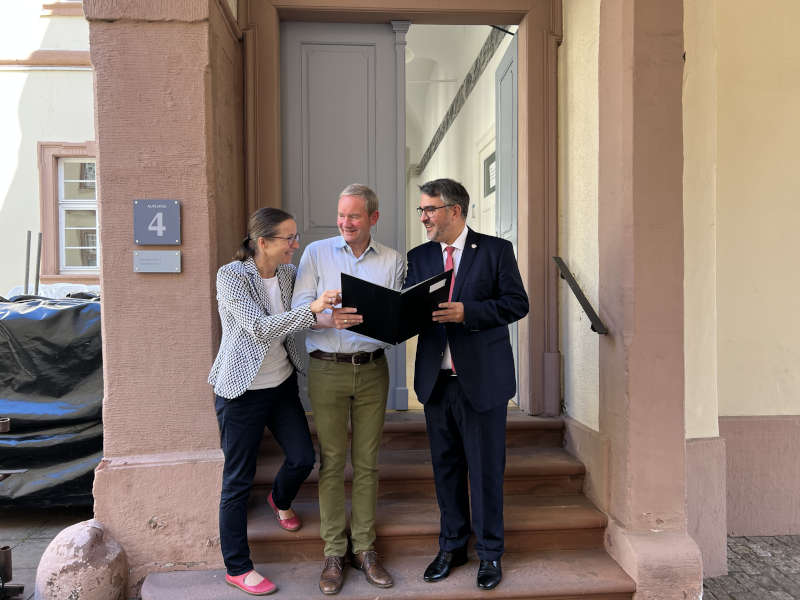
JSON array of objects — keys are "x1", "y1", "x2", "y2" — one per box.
[{"x1": 308, "y1": 355, "x2": 389, "y2": 557}]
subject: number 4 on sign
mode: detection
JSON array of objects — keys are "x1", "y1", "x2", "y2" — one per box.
[{"x1": 148, "y1": 212, "x2": 166, "y2": 237}]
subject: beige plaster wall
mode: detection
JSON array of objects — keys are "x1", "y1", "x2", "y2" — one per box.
[
  {"x1": 715, "y1": 0, "x2": 800, "y2": 417},
  {"x1": 0, "y1": 6, "x2": 93, "y2": 295},
  {"x1": 556, "y1": 0, "x2": 600, "y2": 431},
  {"x1": 684, "y1": 0, "x2": 800, "y2": 429},
  {"x1": 682, "y1": 0, "x2": 719, "y2": 438}
]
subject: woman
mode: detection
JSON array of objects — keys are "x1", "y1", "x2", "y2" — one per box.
[{"x1": 208, "y1": 207, "x2": 341, "y2": 596}]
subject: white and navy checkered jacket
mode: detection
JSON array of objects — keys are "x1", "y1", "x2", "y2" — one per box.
[{"x1": 208, "y1": 258, "x2": 316, "y2": 399}]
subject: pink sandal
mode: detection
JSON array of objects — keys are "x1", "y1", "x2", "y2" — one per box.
[
  {"x1": 268, "y1": 491, "x2": 302, "y2": 531},
  {"x1": 225, "y1": 571, "x2": 277, "y2": 595}
]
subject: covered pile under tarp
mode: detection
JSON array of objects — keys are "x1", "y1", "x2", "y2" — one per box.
[{"x1": 0, "y1": 296, "x2": 102, "y2": 506}]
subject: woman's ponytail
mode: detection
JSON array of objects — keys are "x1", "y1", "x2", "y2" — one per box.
[{"x1": 233, "y1": 234, "x2": 254, "y2": 261}]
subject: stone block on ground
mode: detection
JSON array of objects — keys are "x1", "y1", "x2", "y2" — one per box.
[{"x1": 35, "y1": 519, "x2": 127, "y2": 600}]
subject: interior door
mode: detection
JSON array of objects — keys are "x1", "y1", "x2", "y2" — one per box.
[
  {"x1": 495, "y1": 35, "x2": 519, "y2": 405},
  {"x1": 281, "y1": 21, "x2": 407, "y2": 409}
]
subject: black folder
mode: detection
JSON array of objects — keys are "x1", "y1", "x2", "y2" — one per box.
[{"x1": 340, "y1": 270, "x2": 453, "y2": 345}]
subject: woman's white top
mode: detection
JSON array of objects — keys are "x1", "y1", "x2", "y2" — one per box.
[{"x1": 247, "y1": 275, "x2": 294, "y2": 390}]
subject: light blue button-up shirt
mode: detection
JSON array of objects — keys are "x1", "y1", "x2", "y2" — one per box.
[{"x1": 291, "y1": 235, "x2": 406, "y2": 353}]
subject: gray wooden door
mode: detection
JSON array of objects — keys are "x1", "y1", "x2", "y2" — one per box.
[
  {"x1": 495, "y1": 35, "x2": 519, "y2": 405},
  {"x1": 281, "y1": 21, "x2": 408, "y2": 409}
]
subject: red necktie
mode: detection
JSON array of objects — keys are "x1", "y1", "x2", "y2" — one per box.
[
  {"x1": 445, "y1": 246, "x2": 455, "y2": 302},
  {"x1": 445, "y1": 246, "x2": 456, "y2": 373}
]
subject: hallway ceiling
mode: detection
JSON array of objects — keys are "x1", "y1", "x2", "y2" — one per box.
[{"x1": 405, "y1": 25, "x2": 491, "y2": 160}]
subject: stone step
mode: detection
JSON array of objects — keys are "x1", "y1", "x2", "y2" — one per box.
[
  {"x1": 254, "y1": 446, "x2": 586, "y2": 497},
  {"x1": 247, "y1": 493, "x2": 606, "y2": 562},
  {"x1": 142, "y1": 549, "x2": 635, "y2": 600},
  {"x1": 259, "y1": 411, "x2": 565, "y2": 456}
]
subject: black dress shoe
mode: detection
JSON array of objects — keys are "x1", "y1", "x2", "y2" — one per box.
[
  {"x1": 477, "y1": 559, "x2": 502, "y2": 590},
  {"x1": 423, "y1": 547, "x2": 468, "y2": 582}
]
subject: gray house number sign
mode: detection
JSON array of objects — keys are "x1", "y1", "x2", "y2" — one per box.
[{"x1": 134, "y1": 199, "x2": 181, "y2": 245}]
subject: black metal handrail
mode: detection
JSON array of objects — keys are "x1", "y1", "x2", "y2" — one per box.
[{"x1": 553, "y1": 257, "x2": 608, "y2": 335}]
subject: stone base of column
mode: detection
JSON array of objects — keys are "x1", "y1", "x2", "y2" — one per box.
[
  {"x1": 686, "y1": 436, "x2": 727, "y2": 577},
  {"x1": 605, "y1": 520, "x2": 703, "y2": 599},
  {"x1": 93, "y1": 450, "x2": 224, "y2": 597}
]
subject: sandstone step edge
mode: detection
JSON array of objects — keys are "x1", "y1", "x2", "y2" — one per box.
[
  {"x1": 142, "y1": 549, "x2": 634, "y2": 600},
  {"x1": 246, "y1": 494, "x2": 607, "y2": 543},
  {"x1": 254, "y1": 447, "x2": 586, "y2": 487},
  {"x1": 263, "y1": 411, "x2": 564, "y2": 440}
]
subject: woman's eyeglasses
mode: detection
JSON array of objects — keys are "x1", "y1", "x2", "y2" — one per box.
[{"x1": 266, "y1": 233, "x2": 301, "y2": 244}]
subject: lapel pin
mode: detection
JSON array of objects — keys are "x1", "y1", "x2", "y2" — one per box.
[{"x1": 471, "y1": 243, "x2": 477, "y2": 249}]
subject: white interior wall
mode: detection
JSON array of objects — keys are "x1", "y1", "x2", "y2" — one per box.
[
  {"x1": 406, "y1": 25, "x2": 512, "y2": 247},
  {"x1": 404, "y1": 25, "x2": 513, "y2": 408}
]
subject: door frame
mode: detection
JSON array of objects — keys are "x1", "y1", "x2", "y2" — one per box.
[{"x1": 240, "y1": 0, "x2": 562, "y2": 415}]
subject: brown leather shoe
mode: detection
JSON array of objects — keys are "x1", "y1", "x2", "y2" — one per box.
[
  {"x1": 351, "y1": 550, "x2": 393, "y2": 588},
  {"x1": 319, "y1": 556, "x2": 345, "y2": 595}
]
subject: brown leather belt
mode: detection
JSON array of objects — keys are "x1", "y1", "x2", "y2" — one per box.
[{"x1": 310, "y1": 348, "x2": 384, "y2": 365}]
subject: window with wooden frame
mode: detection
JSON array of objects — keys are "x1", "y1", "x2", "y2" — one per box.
[{"x1": 38, "y1": 142, "x2": 100, "y2": 283}]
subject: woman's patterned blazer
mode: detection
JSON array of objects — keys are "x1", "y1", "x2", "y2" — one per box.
[{"x1": 208, "y1": 257, "x2": 315, "y2": 399}]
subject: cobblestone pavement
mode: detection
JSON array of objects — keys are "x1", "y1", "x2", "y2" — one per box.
[
  {"x1": 0, "y1": 506, "x2": 92, "y2": 600},
  {"x1": 704, "y1": 536, "x2": 800, "y2": 599}
]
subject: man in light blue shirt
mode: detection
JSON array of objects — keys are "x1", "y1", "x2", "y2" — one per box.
[{"x1": 291, "y1": 183, "x2": 404, "y2": 595}]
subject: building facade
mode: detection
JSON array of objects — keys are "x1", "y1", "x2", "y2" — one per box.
[
  {"x1": 4, "y1": 0, "x2": 796, "y2": 597},
  {"x1": 0, "y1": 1, "x2": 97, "y2": 296}
]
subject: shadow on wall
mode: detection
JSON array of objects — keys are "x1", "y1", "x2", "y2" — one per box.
[{"x1": 0, "y1": 15, "x2": 94, "y2": 294}]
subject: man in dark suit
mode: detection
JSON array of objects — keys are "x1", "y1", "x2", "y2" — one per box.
[{"x1": 404, "y1": 178, "x2": 529, "y2": 591}]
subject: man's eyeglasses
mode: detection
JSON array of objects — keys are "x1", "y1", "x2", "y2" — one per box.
[
  {"x1": 266, "y1": 233, "x2": 301, "y2": 244},
  {"x1": 416, "y1": 204, "x2": 454, "y2": 217}
]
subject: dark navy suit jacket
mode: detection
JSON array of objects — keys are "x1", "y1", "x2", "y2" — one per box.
[{"x1": 404, "y1": 228, "x2": 529, "y2": 412}]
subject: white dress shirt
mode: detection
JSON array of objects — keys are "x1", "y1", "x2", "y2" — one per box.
[
  {"x1": 440, "y1": 224, "x2": 468, "y2": 370},
  {"x1": 248, "y1": 275, "x2": 294, "y2": 389}
]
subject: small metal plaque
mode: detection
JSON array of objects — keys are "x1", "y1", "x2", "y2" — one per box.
[
  {"x1": 133, "y1": 250, "x2": 181, "y2": 273},
  {"x1": 133, "y1": 199, "x2": 181, "y2": 245}
]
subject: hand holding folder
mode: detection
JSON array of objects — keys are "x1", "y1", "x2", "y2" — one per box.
[{"x1": 340, "y1": 270, "x2": 453, "y2": 345}]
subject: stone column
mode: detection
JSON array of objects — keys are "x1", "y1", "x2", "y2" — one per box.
[
  {"x1": 597, "y1": 0, "x2": 704, "y2": 596},
  {"x1": 84, "y1": 0, "x2": 243, "y2": 593}
]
